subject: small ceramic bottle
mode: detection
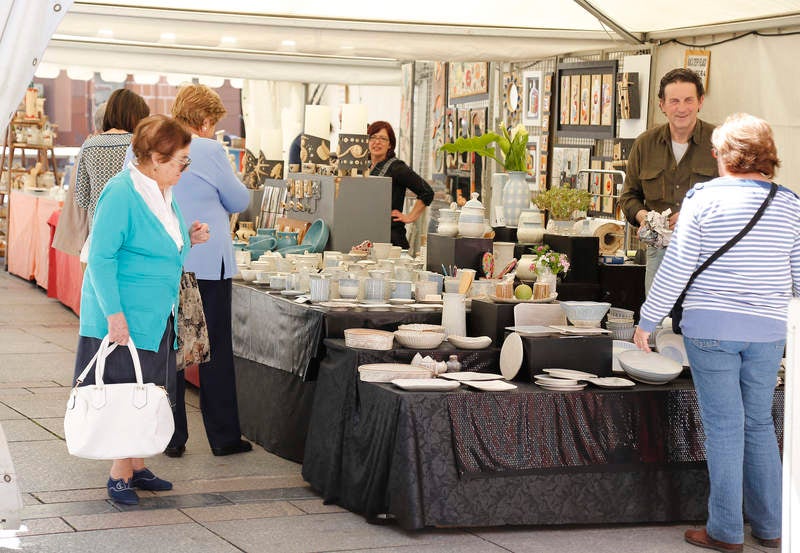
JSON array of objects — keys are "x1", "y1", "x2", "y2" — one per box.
[{"x1": 446, "y1": 355, "x2": 462, "y2": 373}]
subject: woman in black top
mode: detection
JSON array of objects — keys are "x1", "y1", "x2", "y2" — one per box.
[{"x1": 368, "y1": 121, "x2": 434, "y2": 249}]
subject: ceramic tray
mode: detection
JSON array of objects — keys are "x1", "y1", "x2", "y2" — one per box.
[
  {"x1": 549, "y1": 325, "x2": 611, "y2": 335},
  {"x1": 439, "y1": 372, "x2": 504, "y2": 382},
  {"x1": 489, "y1": 293, "x2": 558, "y2": 304},
  {"x1": 462, "y1": 380, "x2": 517, "y2": 392},
  {"x1": 391, "y1": 378, "x2": 460, "y2": 391},
  {"x1": 499, "y1": 332, "x2": 523, "y2": 380},
  {"x1": 358, "y1": 363, "x2": 432, "y2": 382}
]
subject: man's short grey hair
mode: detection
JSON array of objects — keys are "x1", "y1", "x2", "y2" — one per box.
[{"x1": 93, "y1": 102, "x2": 107, "y2": 134}]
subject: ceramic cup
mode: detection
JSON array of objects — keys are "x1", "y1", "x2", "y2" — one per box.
[
  {"x1": 364, "y1": 278, "x2": 386, "y2": 302},
  {"x1": 415, "y1": 280, "x2": 438, "y2": 301},
  {"x1": 269, "y1": 274, "x2": 287, "y2": 290},
  {"x1": 444, "y1": 277, "x2": 460, "y2": 293},
  {"x1": 372, "y1": 242, "x2": 392, "y2": 260},
  {"x1": 390, "y1": 280, "x2": 413, "y2": 300},
  {"x1": 426, "y1": 272, "x2": 445, "y2": 295},
  {"x1": 338, "y1": 278, "x2": 359, "y2": 299},
  {"x1": 309, "y1": 276, "x2": 331, "y2": 302}
]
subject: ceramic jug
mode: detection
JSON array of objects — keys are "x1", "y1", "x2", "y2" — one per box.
[
  {"x1": 516, "y1": 208, "x2": 545, "y2": 244},
  {"x1": 458, "y1": 193, "x2": 486, "y2": 238},
  {"x1": 441, "y1": 293, "x2": 467, "y2": 338}
]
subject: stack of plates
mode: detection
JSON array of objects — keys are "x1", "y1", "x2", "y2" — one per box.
[
  {"x1": 534, "y1": 374, "x2": 587, "y2": 391},
  {"x1": 617, "y1": 350, "x2": 682, "y2": 384}
]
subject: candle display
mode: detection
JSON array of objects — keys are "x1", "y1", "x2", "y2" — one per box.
[
  {"x1": 340, "y1": 104, "x2": 368, "y2": 135},
  {"x1": 304, "y1": 105, "x2": 330, "y2": 139}
]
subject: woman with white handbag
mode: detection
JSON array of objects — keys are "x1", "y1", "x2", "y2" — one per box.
[{"x1": 69, "y1": 115, "x2": 210, "y2": 505}]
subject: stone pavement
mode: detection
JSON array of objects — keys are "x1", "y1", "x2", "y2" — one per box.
[{"x1": 0, "y1": 269, "x2": 775, "y2": 552}]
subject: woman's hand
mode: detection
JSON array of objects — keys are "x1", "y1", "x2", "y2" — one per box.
[
  {"x1": 107, "y1": 312, "x2": 130, "y2": 345},
  {"x1": 189, "y1": 221, "x2": 210, "y2": 245},
  {"x1": 391, "y1": 209, "x2": 411, "y2": 223},
  {"x1": 633, "y1": 326, "x2": 651, "y2": 352}
]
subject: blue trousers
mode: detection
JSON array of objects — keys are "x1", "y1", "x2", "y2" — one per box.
[{"x1": 684, "y1": 336, "x2": 783, "y2": 544}]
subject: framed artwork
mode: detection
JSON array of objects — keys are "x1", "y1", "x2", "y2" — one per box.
[
  {"x1": 470, "y1": 108, "x2": 487, "y2": 138},
  {"x1": 556, "y1": 60, "x2": 619, "y2": 138},
  {"x1": 550, "y1": 145, "x2": 591, "y2": 190},
  {"x1": 540, "y1": 134, "x2": 548, "y2": 152},
  {"x1": 504, "y1": 71, "x2": 522, "y2": 127},
  {"x1": 539, "y1": 153, "x2": 548, "y2": 174},
  {"x1": 544, "y1": 73, "x2": 553, "y2": 94},
  {"x1": 525, "y1": 136, "x2": 539, "y2": 180},
  {"x1": 444, "y1": 108, "x2": 458, "y2": 170},
  {"x1": 559, "y1": 75, "x2": 570, "y2": 126},
  {"x1": 522, "y1": 70, "x2": 542, "y2": 126},
  {"x1": 457, "y1": 108, "x2": 471, "y2": 171},
  {"x1": 431, "y1": 62, "x2": 447, "y2": 175},
  {"x1": 684, "y1": 49, "x2": 711, "y2": 93},
  {"x1": 542, "y1": 114, "x2": 550, "y2": 131},
  {"x1": 448, "y1": 62, "x2": 489, "y2": 100}
]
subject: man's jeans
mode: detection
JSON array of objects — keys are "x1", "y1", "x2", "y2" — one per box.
[
  {"x1": 684, "y1": 336, "x2": 784, "y2": 544},
  {"x1": 644, "y1": 245, "x2": 666, "y2": 296}
]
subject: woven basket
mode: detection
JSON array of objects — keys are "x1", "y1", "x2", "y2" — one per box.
[{"x1": 344, "y1": 328, "x2": 395, "y2": 350}]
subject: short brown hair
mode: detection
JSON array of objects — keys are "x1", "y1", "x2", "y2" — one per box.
[
  {"x1": 367, "y1": 120, "x2": 396, "y2": 157},
  {"x1": 103, "y1": 89, "x2": 150, "y2": 133},
  {"x1": 171, "y1": 84, "x2": 226, "y2": 130},
  {"x1": 658, "y1": 68, "x2": 705, "y2": 100},
  {"x1": 711, "y1": 113, "x2": 780, "y2": 178},
  {"x1": 132, "y1": 115, "x2": 192, "y2": 165}
]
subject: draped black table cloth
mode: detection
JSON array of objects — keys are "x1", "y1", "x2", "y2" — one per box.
[{"x1": 303, "y1": 340, "x2": 785, "y2": 529}]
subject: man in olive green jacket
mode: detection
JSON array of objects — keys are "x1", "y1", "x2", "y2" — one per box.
[{"x1": 620, "y1": 68, "x2": 718, "y2": 293}]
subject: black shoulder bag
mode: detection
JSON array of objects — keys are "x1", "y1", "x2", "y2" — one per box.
[{"x1": 671, "y1": 182, "x2": 778, "y2": 334}]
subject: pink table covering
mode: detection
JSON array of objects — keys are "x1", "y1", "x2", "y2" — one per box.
[
  {"x1": 7, "y1": 191, "x2": 63, "y2": 292},
  {"x1": 47, "y1": 209, "x2": 82, "y2": 315}
]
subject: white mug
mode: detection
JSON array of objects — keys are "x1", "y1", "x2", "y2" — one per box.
[{"x1": 309, "y1": 276, "x2": 330, "y2": 302}]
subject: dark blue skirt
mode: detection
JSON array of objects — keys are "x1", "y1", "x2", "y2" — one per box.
[{"x1": 73, "y1": 317, "x2": 177, "y2": 405}]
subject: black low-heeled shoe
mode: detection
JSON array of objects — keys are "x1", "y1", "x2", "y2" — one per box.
[
  {"x1": 164, "y1": 445, "x2": 185, "y2": 458},
  {"x1": 211, "y1": 439, "x2": 252, "y2": 456}
]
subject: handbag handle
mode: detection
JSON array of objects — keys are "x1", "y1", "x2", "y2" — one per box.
[
  {"x1": 74, "y1": 336, "x2": 144, "y2": 387},
  {"x1": 680, "y1": 182, "x2": 778, "y2": 295}
]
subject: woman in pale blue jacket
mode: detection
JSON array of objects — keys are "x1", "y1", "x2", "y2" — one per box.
[
  {"x1": 75, "y1": 115, "x2": 209, "y2": 505},
  {"x1": 165, "y1": 84, "x2": 252, "y2": 458}
]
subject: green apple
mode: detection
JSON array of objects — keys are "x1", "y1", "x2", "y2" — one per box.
[{"x1": 514, "y1": 284, "x2": 533, "y2": 300}]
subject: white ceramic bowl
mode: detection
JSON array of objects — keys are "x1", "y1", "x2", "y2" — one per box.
[
  {"x1": 393, "y1": 330, "x2": 446, "y2": 349},
  {"x1": 240, "y1": 269, "x2": 259, "y2": 282},
  {"x1": 344, "y1": 328, "x2": 395, "y2": 350},
  {"x1": 447, "y1": 335, "x2": 492, "y2": 349},
  {"x1": 397, "y1": 323, "x2": 446, "y2": 334},
  {"x1": 617, "y1": 350, "x2": 682, "y2": 384},
  {"x1": 560, "y1": 301, "x2": 611, "y2": 328}
]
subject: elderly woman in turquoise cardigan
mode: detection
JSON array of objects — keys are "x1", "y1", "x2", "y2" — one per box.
[{"x1": 74, "y1": 115, "x2": 210, "y2": 505}]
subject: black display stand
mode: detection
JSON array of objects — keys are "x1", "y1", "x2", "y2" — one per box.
[
  {"x1": 426, "y1": 234, "x2": 493, "y2": 274},
  {"x1": 468, "y1": 298, "x2": 515, "y2": 347},
  {"x1": 519, "y1": 334, "x2": 612, "y2": 380},
  {"x1": 599, "y1": 263, "x2": 646, "y2": 322},
  {"x1": 492, "y1": 226, "x2": 517, "y2": 243},
  {"x1": 543, "y1": 234, "x2": 599, "y2": 284},
  {"x1": 556, "y1": 282, "x2": 602, "y2": 301}
]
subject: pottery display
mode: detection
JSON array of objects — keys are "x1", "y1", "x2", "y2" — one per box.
[
  {"x1": 441, "y1": 293, "x2": 467, "y2": 338},
  {"x1": 437, "y1": 204, "x2": 459, "y2": 237},
  {"x1": 458, "y1": 193, "x2": 486, "y2": 238},
  {"x1": 235, "y1": 221, "x2": 257, "y2": 242},
  {"x1": 516, "y1": 208, "x2": 545, "y2": 243},
  {"x1": 276, "y1": 231, "x2": 299, "y2": 249},
  {"x1": 492, "y1": 242, "x2": 515, "y2": 279},
  {"x1": 490, "y1": 173, "x2": 509, "y2": 227},
  {"x1": 502, "y1": 171, "x2": 530, "y2": 228}
]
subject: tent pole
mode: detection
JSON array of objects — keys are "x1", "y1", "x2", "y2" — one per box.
[{"x1": 572, "y1": 0, "x2": 644, "y2": 45}]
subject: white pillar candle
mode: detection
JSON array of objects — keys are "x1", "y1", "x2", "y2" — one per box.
[
  {"x1": 260, "y1": 129, "x2": 283, "y2": 159},
  {"x1": 304, "y1": 105, "x2": 330, "y2": 139},
  {"x1": 340, "y1": 104, "x2": 368, "y2": 135}
]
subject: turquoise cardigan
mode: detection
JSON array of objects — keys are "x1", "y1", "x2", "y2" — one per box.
[{"x1": 79, "y1": 170, "x2": 190, "y2": 351}]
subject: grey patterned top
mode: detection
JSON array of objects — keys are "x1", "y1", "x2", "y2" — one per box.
[{"x1": 74, "y1": 132, "x2": 132, "y2": 227}]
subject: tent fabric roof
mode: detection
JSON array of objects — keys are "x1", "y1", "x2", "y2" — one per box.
[{"x1": 41, "y1": 0, "x2": 800, "y2": 84}]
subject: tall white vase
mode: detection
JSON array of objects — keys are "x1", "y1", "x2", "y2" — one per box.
[
  {"x1": 502, "y1": 171, "x2": 530, "y2": 228},
  {"x1": 441, "y1": 293, "x2": 466, "y2": 338},
  {"x1": 490, "y1": 173, "x2": 509, "y2": 227}
]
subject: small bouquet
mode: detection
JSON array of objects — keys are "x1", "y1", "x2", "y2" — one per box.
[
  {"x1": 528, "y1": 244, "x2": 570, "y2": 276},
  {"x1": 637, "y1": 208, "x2": 673, "y2": 248}
]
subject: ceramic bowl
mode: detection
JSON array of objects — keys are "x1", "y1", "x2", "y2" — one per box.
[
  {"x1": 393, "y1": 330, "x2": 446, "y2": 349},
  {"x1": 447, "y1": 335, "x2": 492, "y2": 349},
  {"x1": 338, "y1": 278, "x2": 360, "y2": 299},
  {"x1": 560, "y1": 301, "x2": 611, "y2": 328},
  {"x1": 240, "y1": 269, "x2": 259, "y2": 282},
  {"x1": 458, "y1": 221, "x2": 486, "y2": 238}
]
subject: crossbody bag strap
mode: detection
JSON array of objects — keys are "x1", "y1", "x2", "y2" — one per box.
[{"x1": 680, "y1": 182, "x2": 778, "y2": 296}]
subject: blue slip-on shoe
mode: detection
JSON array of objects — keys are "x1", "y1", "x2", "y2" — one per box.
[
  {"x1": 131, "y1": 468, "x2": 173, "y2": 491},
  {"x1": 107, "y1": 477, "x2": 139, "y2": 505}
]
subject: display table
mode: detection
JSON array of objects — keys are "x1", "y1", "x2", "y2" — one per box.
[
  {"x1": 7, "y1": 191, "x2": 61, "y2": 289},
  {"x1": 46, "y1": 208, "x2": 82, "y2": 315},
  {"x1": 231, "y1": 283, "x2": 443, "y2": 461},
  {"x1": 303, "y1": 341, "x2": 785, "y2": 530}
]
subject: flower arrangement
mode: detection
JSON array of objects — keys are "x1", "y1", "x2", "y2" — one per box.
[
  {"x1": 528, "y1": 244, "x2": 570, "y2": 276},
  {"x1": 533, "y1": 186, "x2": 591, "y2": 220},
  {"x1": 439, "y1": 124, "x2": 529, "y2": 172}
]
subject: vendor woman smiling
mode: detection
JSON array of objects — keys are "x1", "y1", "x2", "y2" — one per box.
[{"x1": 368, "y1": 121, "x2": 434, "y2": 249}]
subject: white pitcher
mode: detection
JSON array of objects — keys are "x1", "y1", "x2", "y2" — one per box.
[{"x1": 441, "y1": 293, "x2": 466, "y2": 338}]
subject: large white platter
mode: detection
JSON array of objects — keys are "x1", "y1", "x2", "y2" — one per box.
[
  {"x1": 549, "y1": 325, "x2": 611, "y2": 335},
  {"x1": 505, "y1": 325, "x2": 560, "y2": 336},
  {"x1": 462, "y1": 380, "x2": 517, "y2": 391},
  {"x1": 439, "y1": 372, "x2": 505, "y2": 382},
  {"x1": 543, "y1": 368, "x2": 598, "y2": 380},
  {"x1": 500, "y1": 332, "x2": 524, "y2": 380},
  {"x1": 588, "y1": 377, "x2": 636, "y2": 388},
  {"x1": 536, "y1": 382, "x2": 587, "y2": 391},
  {"x1": 391, "y1": 379, "x2": 461, "y2": 391}
]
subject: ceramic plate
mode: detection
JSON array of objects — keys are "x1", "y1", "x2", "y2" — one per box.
[
  {"x1": 499, "y1": 332, "x2": 524, "y2": 380},
  {"x1": 490, "y1": 293, "x2": 558, "y2": 304},
  {"x1": 410, "y1": 303, "x2": 443, "y2": 311},
  {"x1": 543, "y1": 368, "x2": 598, "y2": 380},
  {"x1": 536, "y1": 382, "x2": 587, "y2": 391},
  {"x1": 588, "y1": 377, "x2": 636, "y2": 388},
  {"x1": 391, "y1": 378, "x2": 460, "y2": 391},
  {"x1": 462, "y1": 380, "x2": 517, "y2": 392},
  {"x1": 447, "y1": 335, "x2": 492, "y2": 350},
  {"x1": 549, "y1": 325, "x2": 611, "y2": 335},
  {"x1": 505, "y1": 325, "x2": 560, "y2": 336},
  {"x1": 252, "y1": 279, "x2": 271, "y2": 285},
  {"x1": 534, "y1": 374, "x2": 580, "y2": 386},
  {"x1": 617, "y1": 350, "x2": 682, "y2": 378},
  {"x1": 280, "y1": 290, "x2": 305, "y2": 297},
  {"x1": 439, "y1": 372, "x2": 504, "y2": 382},
  {"x1": 388, "y1": 298, "x2": 415, "y2": 305},
  {"x1": 655, "y1": 331, "x2": 690, "y2": 366},
  {"x1": 418, "y1": 298, "x2": 444, "y2": 304}
]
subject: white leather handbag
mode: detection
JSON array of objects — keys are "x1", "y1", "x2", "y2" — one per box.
[{"x1": 64, "y1": 335, "x2": 174, "y2": 460}]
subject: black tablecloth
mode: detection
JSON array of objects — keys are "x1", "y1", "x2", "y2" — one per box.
[
  {"x1": 232, "y1": 283, "x2": 441, "y2": 380},
  {"x1": 302, "y1": 341, "x2": 785, "y2": 529}
]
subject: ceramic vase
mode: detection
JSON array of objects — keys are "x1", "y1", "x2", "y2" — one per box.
[
  {"x1": 441, "y1": 293, "x2": 466, "y2": 338},
  {"x1": 546, "y1": 218, "x2": 574, "y2": 235},
  {"x1": 516, "y1": 208, "x2": 545, "y2": 243},
  {"x1": 502, "y1": 171, "x2": 530, "y2": 228},
  {"x1": 490, "y1": 173, "x2": 509, "y2": 226}
]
